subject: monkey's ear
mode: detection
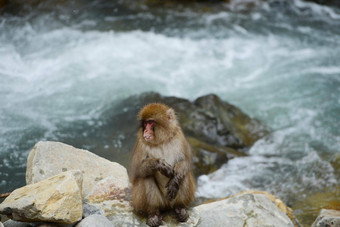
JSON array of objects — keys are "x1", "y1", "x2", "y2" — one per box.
[{"x1": 166, "y1": 108, "x2": 176, "y2": 122}]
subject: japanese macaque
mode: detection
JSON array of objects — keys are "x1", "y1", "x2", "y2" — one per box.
[{"x1": 129, "y1": 103, "x2": 196, "y2": 227}]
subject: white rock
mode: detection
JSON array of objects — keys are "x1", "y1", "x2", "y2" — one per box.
[
  {"x1": 0, "y1": 171, "x2": 83, "y2": 224},
  {"x1": 75, "y1": 214, "x2": 113, "y2": 227},
  {"x1": 196, "y1": 192, "x2": 294, "y2": 227},
  {"x1": 26, "y1": 141, "x2": 128, "y2": 197}
]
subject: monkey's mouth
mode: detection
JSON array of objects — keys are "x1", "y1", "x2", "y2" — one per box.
[
  {"x1": 144, "y1": 134, "x2": 154, "y2": 141},
  {"x1": 143, "y1": 120, "x2": 155, "y2": 141}
]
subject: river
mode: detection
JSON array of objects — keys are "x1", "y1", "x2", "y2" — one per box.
[{"x1": 0, "y1": 0, "x2": 339, "y2": 224}]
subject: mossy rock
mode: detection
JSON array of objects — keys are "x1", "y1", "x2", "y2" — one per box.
[{"x1": 188, "y1": 136, "x2": 247, "y2": 176}]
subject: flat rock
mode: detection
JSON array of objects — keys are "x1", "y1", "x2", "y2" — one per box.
[
  {"x1": 196, "y1": 192, "x2": 294, "y2": 227},
  {"x1": 75, "y1": 214, "x2": 113, "y2": 227},
  {"x1": 312, "y1": 209, "x2": 340, "y2": 227},
  {"x1": 84, "y1": 177, "x2": 199, "y2": 227},
  {"x1": 0, "y1": 171, "x2": 83, "y2": 224},
  {"x1": 26, "y1": 141, "x2": 128, "y2": 197}
]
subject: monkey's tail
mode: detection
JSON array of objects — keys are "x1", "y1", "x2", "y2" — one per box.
[{"x1": 0, "y1": 192, "x2": 11, "y2": 198}]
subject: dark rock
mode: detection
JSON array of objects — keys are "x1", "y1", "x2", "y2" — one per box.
[
  {"x1": 3, "y1": 220, "x2": 33, "y2": 227},
  {"x1": 188, "y1": 136, "x2": 247, "y2": 176},
  {"x1": 102, "y1": 92, "x2": 268, "y2": 176},
  {"x1": 58, "y1": 92, "x2": 268, "y2": 176}
]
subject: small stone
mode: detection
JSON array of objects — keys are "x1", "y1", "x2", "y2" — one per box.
[
  {"x1": 312, "y1": 209, "x2": 340, "y2": 227},
  {"x1": 82, "y1": 202, "x2": 104, "y2": 218},
  {"x1": 75, "y1": 214, "x2": 113, "y2": 227},
  {"x1": 0, "y1": 171, "x2": 83, "y2": 224}
]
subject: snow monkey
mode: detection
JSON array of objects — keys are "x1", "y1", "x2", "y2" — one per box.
[{"x1": 129, "y1": 103, "x2": 196, "y2": 227}]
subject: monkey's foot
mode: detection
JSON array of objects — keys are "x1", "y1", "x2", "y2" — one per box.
[
  {"x1": 147, "y1": 213, "x2": 163, "y2": 227},
  {"x1": 175, "y1": 207, "x2": 189, "y2": 222}
]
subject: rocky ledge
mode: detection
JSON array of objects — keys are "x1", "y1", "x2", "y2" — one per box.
[{"x1": 0, "y1": 141, "x2": 300, "y2": 227}]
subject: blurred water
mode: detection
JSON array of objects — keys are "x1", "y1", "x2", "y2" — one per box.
[{"x1": 0, "y1": 0, "x2": 339, "y2": 210}]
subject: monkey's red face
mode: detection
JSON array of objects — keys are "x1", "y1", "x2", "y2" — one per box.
[{"x1": 143, "y1": 120, "x2": 155, "y2": 141}]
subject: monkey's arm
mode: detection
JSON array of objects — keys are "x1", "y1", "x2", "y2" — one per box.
[
  {"x1": 136, "y1": 157, "x2": 174, "y2": 179},
  {"x1": 165, "y1": 160, "x2": 188, "y2": 201},
  {"x1": 166, "y1": 140, "x2": 192, "y2": 201},
  {"x1": 129, "y1": 143, "x2": 174, "y2": 183}
]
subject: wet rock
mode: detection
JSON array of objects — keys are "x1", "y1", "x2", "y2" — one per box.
[
  {"x1": 26, "y1": 141, "x2": 128, "y2": 197},
  {"x1": 188, "y1": 136, "x2": 247, "y2": 176},
  {"x1": 311, "y1": 209, "x2": 340, "y2": 227},
  {"x1": 75, "y1": 214, "x2": 113, "y2": 227},
  {"x1": 191, "y1": 94, "x2": 268, "y2": 148},
  {"x1": 112, "y1": 92, "x2": 268, "y2": 149},
  {"x1": 98, "y1": 92, "x2": 268, "y2": 175},
  {"x1": 196, "y1": 191, "x2": 294, "y2": 227},
  {"x1": 0, "y1": 171, "x2": 83, "y2": 224}
]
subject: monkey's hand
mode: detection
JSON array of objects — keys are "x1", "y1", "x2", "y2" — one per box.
[
  {"x1": 155, "y1": 159, "x2": 174, "y2": 178},
  {"x1": 165, "y1": 177, "x2": 179, "y2": 201}
]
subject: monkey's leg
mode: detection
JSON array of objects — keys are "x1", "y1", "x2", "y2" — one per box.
[
  {"x1": 147, "y1": 211, "x2": 163, "y2": 227},
  {"x1": 174, "y1": 207, "x2": 189, "y2": 222},
  {"x1": 132, "y1": 178, "x2": 165, "y2": 227}
]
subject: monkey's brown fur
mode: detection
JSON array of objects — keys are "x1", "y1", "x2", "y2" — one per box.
[{"x1": 129, "y1": 103, "x2": 196, "y2": 226}]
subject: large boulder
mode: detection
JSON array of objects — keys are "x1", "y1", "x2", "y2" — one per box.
[
  {"x1": 89, "y1": 92, "x2": 267, "y2": 176},
  {"x1": 312, "y1": 209, "x2": 340, "y2": 227},
  {"x1": 0, "y1": 171, "x2": 83, "y2": 224},
  {"x1": 26, "y1": 141, "x2": 129, "y2": 197},
  {"x1": 196, "y1": 191, "x2": 294, "y2": 227},
  {"x1": 104, "y1": 92, "x2": 268, "y2": 150}
]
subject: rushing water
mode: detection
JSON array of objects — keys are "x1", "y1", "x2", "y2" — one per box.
[{"x1": 0, "y1": 0, "x2": 339, "y2": 222}]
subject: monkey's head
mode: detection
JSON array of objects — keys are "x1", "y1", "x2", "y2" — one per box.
[{"x1": 138, "y1": 103, "x2": 178, "y2": 145}]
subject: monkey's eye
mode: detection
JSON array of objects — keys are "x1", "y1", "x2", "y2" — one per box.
[{"x1": 143, "y1": 120, "x2": 155, "y2": 127}]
